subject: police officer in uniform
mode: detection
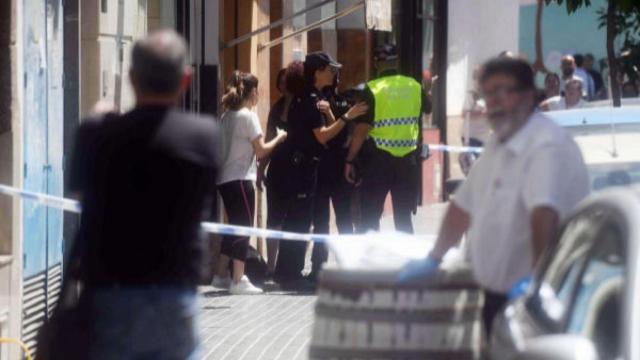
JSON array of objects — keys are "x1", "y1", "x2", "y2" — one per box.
[
  {"x1": 309, "y1": 73, "x2": 355, "y2": 281},
  {"x1": 271, "y1": 53, "x2": 367, "y2": 289},
  {"x1": 345, "y1": 47, "x2": 427, "y2": 234}
]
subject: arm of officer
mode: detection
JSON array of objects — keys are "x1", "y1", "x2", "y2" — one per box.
[
  {"x1": 313, "y1": 102, "x2": 368, "y2": 145},
  {"x1": 344, "y1": 123, "x2": 370, "y2": 183},
  {"x1": 346, "y1": 123, "x2": 370, "y2": 161}
]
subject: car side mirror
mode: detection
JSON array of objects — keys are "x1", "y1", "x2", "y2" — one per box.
[{"x1": 514, "y1": 335, "x2": 599, "y2": 360}]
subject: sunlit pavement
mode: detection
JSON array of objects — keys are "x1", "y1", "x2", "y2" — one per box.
[
  {"x1": 197, "y1": 203, "x2": 447, "y2": 360},
  {"x1": 197, "y1": 288, "x2": 316, "y2": 360}
]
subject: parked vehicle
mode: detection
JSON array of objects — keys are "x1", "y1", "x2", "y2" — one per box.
[
  {"x1": 547, "y1": 107, "x2": 640, "y2": 192},
  {"x1": 490, "y1": 187, "x2": 640, "y2": 360}
]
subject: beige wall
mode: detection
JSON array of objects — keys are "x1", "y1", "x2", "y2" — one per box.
[
  {"x1": 148, "y1": 0, "x2": 175, "y2": 32},
  {"x1": 0, "y1": 0, "x2": 17, "y2": 259},
  {"x1": 1, "y1": 0, "x2": 22, "y2": 356},
  {"x1": 0, "y1": 0, "x2": 22, "y2": 359},
  {"x1": 81, "y1": 0, "x2": 148, "y2": 117}
]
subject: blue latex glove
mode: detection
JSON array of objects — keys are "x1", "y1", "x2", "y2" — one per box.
[
  {"x1": 398, "y1": 255, "x2": 440, "y2": 282},
  {"x1": 507, "y1": 275, "x2": 533, "y2": 300}
]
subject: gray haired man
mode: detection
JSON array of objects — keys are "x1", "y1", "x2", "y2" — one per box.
[
  {"x1": 69, "y1": 30, "x2": 219, "y2": 359},
  {"x1": 400, "y1": 57, "x2": 589, "y2": 336}
]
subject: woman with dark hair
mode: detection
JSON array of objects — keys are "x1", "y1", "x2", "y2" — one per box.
[
  {"x1": 212, "y1": 70, "x2": 287, "y2": 295},
  {"x1": 543, "y1": 72, "x2": 561, "y2": 100},
  {"x1": 258, "y1": 66, "x2": 296, "y2": 279},
  {"x1": 270, "y1": 53, "x2": 367, "y2": 289}
]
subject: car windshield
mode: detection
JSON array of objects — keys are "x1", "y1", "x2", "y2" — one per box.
[
  {"x1": 536, "y1": 209, "x2": 625, "y2": 359},
  {"x1": 567, "y1": 222, "x2": 625, "y2": 359},
  {"x1": 538, "y1": 214, "x2": 600, "y2": 324}
]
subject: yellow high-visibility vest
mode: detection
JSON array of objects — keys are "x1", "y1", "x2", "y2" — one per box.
[{"x1": 367, "y1": 75, "x2": 422, "y2": 157}]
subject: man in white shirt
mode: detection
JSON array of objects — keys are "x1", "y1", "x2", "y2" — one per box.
[
  {"x1": 400, "y1": 57, "x2": 590, "y2": 336},
  {"x1": 541, "y1": 79, "x2": 587, "y2": 111}
]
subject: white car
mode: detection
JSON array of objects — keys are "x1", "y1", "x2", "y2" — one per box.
[
  {"x1": 491, "y1": 187, "x2": 640, "y2": 360},
  {"x1": 546, "y1": 107, "x2": 640, "y2": 191}
]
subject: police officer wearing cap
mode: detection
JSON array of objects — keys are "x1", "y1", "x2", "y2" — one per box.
[
  {"x1": 272, "y1": 52, "x2": 367, "y2": 288},
  {"x1": 308, "y1": 72, "x2": 356, "y2": 282},
  {"x1": 345, "y1": 46, "x2": 429, "y2": 234}
]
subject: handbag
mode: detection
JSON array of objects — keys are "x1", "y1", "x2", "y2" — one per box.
[
  {"x1": 34, "y1": 234, "x2": 91, "y2": 360},
  {"x1": 34, "y1": 287, "x2": 91, "y2": 360}
]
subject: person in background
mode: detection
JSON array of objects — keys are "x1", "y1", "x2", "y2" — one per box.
[
  {"x1": 459, "y1": 68, "x2": 490, "y2": 174},
  {"x1": 543, "y1": 72, "x2": 561, "y2": 100},
  {"x1": 560, "y1": 55, "x2": 586, "y2": 98},
  {"x1": 584, "y1": 54, "x2": 605, "y2": 99},
  {"x1": 69, "y1": 30, "x2": 219, "y2": 359},
  {"x1": 462, "y1": 68, "x2": 490, "y2": 148},
  {"x1": 541, "y1": 78, "x2": 586, "y2": 111},
  {"x1": 573, "y1": 54, "x2": 595, "y2": 100},
  {"x1": 271, "y1": 53, "x2": 367, "y2": 289},
  {"x1": 263, "y1": 61, "x2": 305, "y2": 286},
  {"x1": 258, "y1": 68, "x2": 291, "y2": 280},
  {"x1": 309, "y1": 72, "x2": 355, "y2": 282},
  {"x1": 400, "y1": 57, "x2": 589, "y2": 336},
  {"x1": 212, "y1": 71, "x2": 287, "y2": 295}
]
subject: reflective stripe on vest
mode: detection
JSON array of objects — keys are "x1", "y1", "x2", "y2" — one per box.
[{"x1": 368, "y1": 75, "x2": 422, "y2": 157}]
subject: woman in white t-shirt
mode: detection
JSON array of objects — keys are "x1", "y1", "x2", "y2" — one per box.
[{"x1": 212, "y1": 71, "x2": 287, "y2": 295}]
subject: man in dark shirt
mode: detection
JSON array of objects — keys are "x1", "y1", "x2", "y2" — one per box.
[
  {"x1": 584, "y1": 54, "x2": 605, "y2": 99},
  {"x1": 69, "y1": 30, "x2": 219, "y2": 359}
]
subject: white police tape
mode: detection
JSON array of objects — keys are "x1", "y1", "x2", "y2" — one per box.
[
  {"x1": 0, "y1": 146, "x2": 484, "y2": 244},
  {"x1": 428, "y1": 144, "x2": 483, "y2": 154},
  {"x1": 0, "y1": 184, "x2": 434, "y2": 244},
  {"x1": 0, "y1": 185, "x2": 82, "y2": 213},
  {"x1": 201, "y1": 222, "x2": 333, "y2": 243}
]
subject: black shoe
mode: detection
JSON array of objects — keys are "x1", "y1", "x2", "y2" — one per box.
[
  {"x1": 279, "y1": 277, "x2": 316, "y2": 293},
  {"x1": 305, "y1": 271, "x2": 320, "y2": 285}
]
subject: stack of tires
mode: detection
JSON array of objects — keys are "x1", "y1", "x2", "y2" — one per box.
[{"x1": 309, "y1": 264, "x2": 483, "y2": 359}]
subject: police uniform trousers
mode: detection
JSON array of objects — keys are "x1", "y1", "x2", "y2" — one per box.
[
  {"x1": 310, "y1": 153, "x2": 354, "y2": 275},
  {"x1": 359, "y1": 147, "x2": 418, "y2": 234}
]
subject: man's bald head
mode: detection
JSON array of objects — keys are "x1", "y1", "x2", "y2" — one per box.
[
  {"x1": 560, "y1": 55, "x2": 576, "y2": 78},
  {"x1": 131, "y1": 29, "x2": 189, "y2": 96}
]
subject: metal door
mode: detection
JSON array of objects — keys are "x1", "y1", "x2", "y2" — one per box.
[
  {"x1": 22, "y1": 0, "x2": 49, "y2": 279},
  {"x1": 21, "y1": 0, "x2": 64, "y2": 347},
  {"x1": 45, "y1": 0, "x2": 64, "y2": 271}
]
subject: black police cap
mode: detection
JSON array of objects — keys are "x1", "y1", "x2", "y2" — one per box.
[{"x1": 305, "y1": 51, "x2": 342, "y2": 70}]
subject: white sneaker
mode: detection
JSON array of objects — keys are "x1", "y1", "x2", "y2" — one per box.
[
  {"x1": 211, "y1": 274, "x2": 231, "y2": 289},
  {"x1": 229, "y1": 276, "x2": 263, "y2": 295}
]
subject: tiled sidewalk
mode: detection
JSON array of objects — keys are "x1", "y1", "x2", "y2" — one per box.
[
  {"x1": 198, "y1": 203, "x2": 447, "y2": 360},
  {"x1": 198, "y1": 288, "x2": 316, "y2": 360}
]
